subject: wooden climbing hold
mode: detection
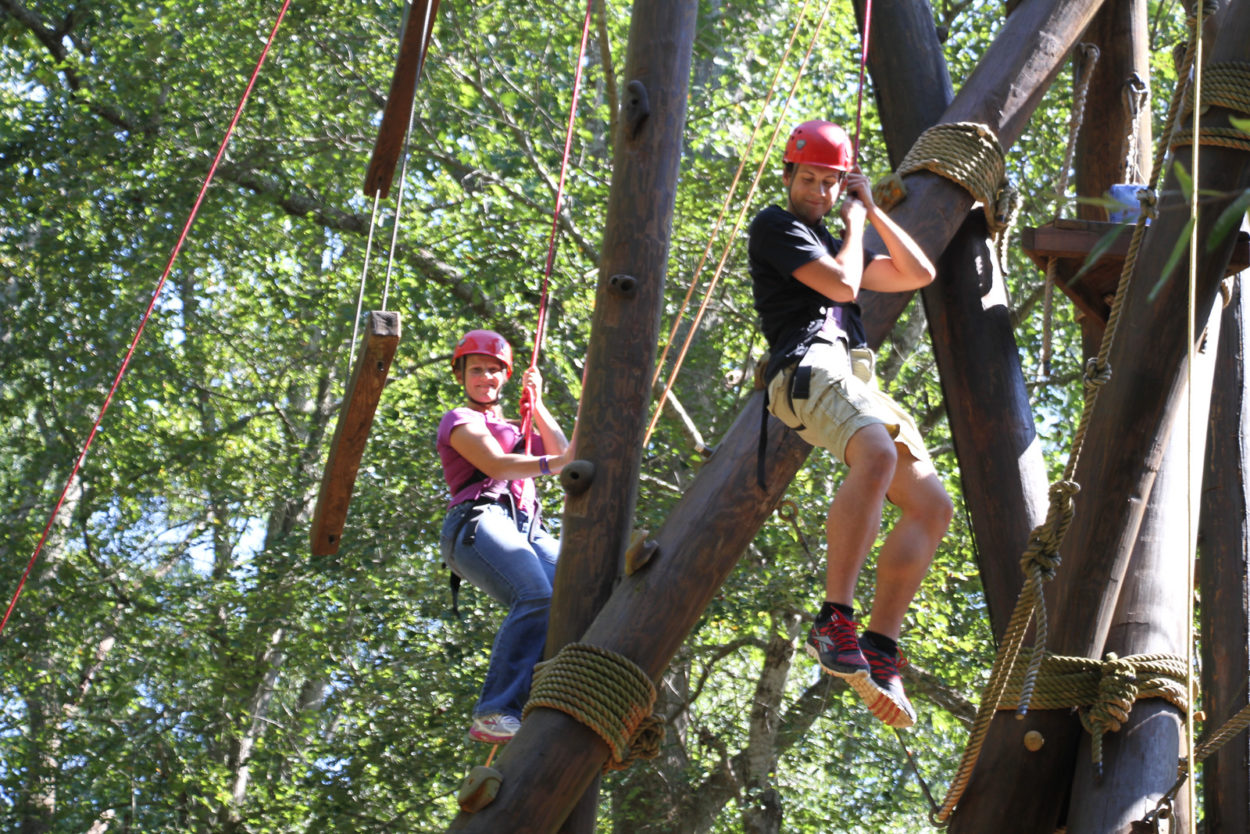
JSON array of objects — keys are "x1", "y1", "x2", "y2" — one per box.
[
  {"x1": 625, "y1": 529, "x2": 658, "y2": 575},
  {"x1": 560, "y1": 459, "x2": 595, "y2": 496},
  {"x1": 310, "y1": 311, "x2": 401, "y2": 556},
  {"x1": 1023, "y1": 729, "x2": 1045, "y2": 752},
  {"x1": 457, "y1": 765, "x2": 503, "y2": 813}
]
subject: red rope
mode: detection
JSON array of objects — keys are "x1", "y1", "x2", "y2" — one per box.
[
  {"x1": 852, "y1": 0, "x2": 873, "y2": 166},
  {"x1": 520, "y1": 0, "x2": 595, "y2": 450},
  {"x1": 0, "y1": 0, "x2": 294, "y2": 637}
]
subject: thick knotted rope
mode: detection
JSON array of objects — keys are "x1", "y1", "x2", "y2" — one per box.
[
  {"x1": 524, "y1": 642, "x2": 665, "y2": 772},
  {"x1": 1171, "y1": 61, "x2": 1250, "y2": 153},
  {"x1": 872, "y1": 121, "x2": 1020, "y2": 269},
  {"x1": 995, "y1": 652, "x2": 1190, "y2": 778}
]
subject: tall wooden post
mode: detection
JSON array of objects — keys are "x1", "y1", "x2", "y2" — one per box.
[
  {"x1": 948, "y1": 8, "x2": 1250, "y2": 829},
  {"x1": 447, "y1": 1, "x2": 699, "y2": 830},
  {"x1": 858, "y1": 0, "x2": 1107, "y2": 341},
  {"x1": 858, "y1": 0, "x2": 1050, "y2": 641},
  {"x1": 1064, "y1": 301, "x2": 1220, "y2": 830},
  {"x1": 1199, "y1": 276, "x2": 1250, "y2": 832},
  {"x1": 1074, "y1": 0, "x2": 1152, "y2": 221}
]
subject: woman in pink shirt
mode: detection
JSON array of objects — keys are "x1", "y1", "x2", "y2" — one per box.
[{"x1": 436, "y1": 330, "x2": 575, "y2": 745}]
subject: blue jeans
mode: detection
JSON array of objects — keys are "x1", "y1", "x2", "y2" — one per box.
[{"x1": 440, "y1": 499, "x2": 559, "y2": 719}]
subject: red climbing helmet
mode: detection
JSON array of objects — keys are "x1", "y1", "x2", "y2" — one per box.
[
  {"x1": 783, "y1": 120, "x2": 854, "y2": 171},
  {"x1": 452, "y1": 329, "x2": 514, "y2": 378}
]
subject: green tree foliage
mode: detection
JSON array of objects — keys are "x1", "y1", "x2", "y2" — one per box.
[{"x1": 0, "y1": 0, "x2": 1198, "y2": 831}]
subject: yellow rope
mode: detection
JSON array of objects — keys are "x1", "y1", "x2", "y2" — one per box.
[
  {"x1": 992, "y1": 651, "x2": 1190, "y2": 776},
  {"x1": 524, "y1": 642, "x2": 665, "y2": 772},
  {"x1": 933, "y1": 9, "x2": 1213, "y2": 822},
  {"x1": 1171, "y1": 61, "x2": 1250, "y2": 153},
  {"x1": 872, "y1": 121, "x2": 1020, "y2": 270}
]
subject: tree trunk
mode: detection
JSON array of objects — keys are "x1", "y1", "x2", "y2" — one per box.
[{"x1": 448, "y1": 1, "x2": 700, "y2": 830}]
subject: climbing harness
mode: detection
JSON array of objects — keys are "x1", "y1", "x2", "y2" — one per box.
[{"x1": 1, "y1": 1, "x2": 295, "y2": 635}]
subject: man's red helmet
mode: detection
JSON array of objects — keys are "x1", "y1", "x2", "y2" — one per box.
[
  {"x1": 783, "y1": 120, "x2": 853, "y2": 171},
  {"x1": 452, "y1": 330, "x2": 513, "y2": 378}
]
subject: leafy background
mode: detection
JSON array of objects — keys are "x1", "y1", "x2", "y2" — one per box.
[{"x1": 0, "y1": 0, "x2": 1197, "y2": 831}]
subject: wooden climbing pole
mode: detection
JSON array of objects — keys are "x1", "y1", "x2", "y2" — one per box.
[{"x1": 310, "y1": 311, "x2": 401, "y2": 556}]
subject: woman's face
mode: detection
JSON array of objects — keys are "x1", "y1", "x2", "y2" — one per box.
[{"x1": 459, "y1": 355, "x2": 509, "y2": 406}]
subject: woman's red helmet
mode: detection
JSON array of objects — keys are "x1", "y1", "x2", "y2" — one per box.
[
  {"x1": 783, "y1": 120, "x2": 853, "y2": 171},
  {"x1": 452, "y1": 330, "x2": 513, "y2": 378}
]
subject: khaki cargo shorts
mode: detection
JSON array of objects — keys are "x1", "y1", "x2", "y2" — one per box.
[{"x1": 767, "y1": 340, "x2": 929, "y2": 464}]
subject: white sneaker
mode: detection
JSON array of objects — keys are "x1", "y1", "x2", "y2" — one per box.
[{"x1": 468, "y1": 713, "x2": 522, "y2": 744}]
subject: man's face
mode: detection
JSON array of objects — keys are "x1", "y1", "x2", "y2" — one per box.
[{"x1": 784, "y1": 162, "x2": 846, "y2": 225}]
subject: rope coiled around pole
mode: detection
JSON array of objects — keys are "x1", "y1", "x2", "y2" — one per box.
[
  {"x1": 1170, "y1": 61, "x2": 1250, "y2": 153},
  {"x1": 994, "y1": 651, "x2": 1190, "y2": 777},
  {"x1": 872, "y1": 121, "x2": 1020, "y2": 270},
  {"x1": 524, "y1": 642, "x2": 665, "y2": 772}
]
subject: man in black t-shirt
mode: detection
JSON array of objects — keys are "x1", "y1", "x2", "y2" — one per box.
[{"x1": 748, "y1": 120, "x2": 952, "y2": 729}]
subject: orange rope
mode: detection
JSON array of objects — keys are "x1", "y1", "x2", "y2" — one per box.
[{"x1": 643, "y1": 0, "x2": 838, "y2": 447}]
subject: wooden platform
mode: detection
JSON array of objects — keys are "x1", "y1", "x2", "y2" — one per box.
[{"x1": 1021, "y1": 219, "x2": 1250, "y2": 325}]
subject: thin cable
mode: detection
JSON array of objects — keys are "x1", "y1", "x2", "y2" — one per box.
[
  {"x1": 347, "y1": 190, "x2": 384, "y2": 380},
  {"x1": 519, "y1": 0, "x2": 595, "y2": 450},
  {"x1": 851, "y1": 0, "x2": 873, "y2": 165},
  {"x1": 649, "y1": 0, "x2": 818, "y2": 393},
  {"x1": 1, "y1": 0, "x2": 294, "y2": 637},
  {"x1": 1184, "y1": 3, "x2": 1203, "y2": 819},
  {"x1": 381, "y1": 108, "x2": 418, "y2": 313},
  {"x1": 642, "y1": 0, "x2": 838, "y2": 447}
]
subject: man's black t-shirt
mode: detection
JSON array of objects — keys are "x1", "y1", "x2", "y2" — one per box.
[{"x1": 747, "y1": 204, "x2": 876, "y2": 381}]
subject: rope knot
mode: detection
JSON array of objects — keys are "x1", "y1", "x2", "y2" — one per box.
[
  {"x1": 1136, "y1": 188, "x2": 1158, "y2": 220},
  {"x1": 1020, "y1": 537, "x2": 1061, "y2": 579},
  {"x1": 1084, "y1": 357, "x2": 1112, "y2": 391},
  {"x1": 1081, "y1": 653, "x2": 1141, "y2": 777},
  {"x1": 525, "y1": 642, "x2": 665, "y2": 772},
  {"x1": 1020, "y1": 480, "x2": 1080, "y2": 579}
]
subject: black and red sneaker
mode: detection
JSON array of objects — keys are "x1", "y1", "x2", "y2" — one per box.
[
  {"x1": 851, "y1": 637, "x2": 917, "y2": 729},
  {"x1": 805, "y1": 608, "x2": 870, "y2": 678}
]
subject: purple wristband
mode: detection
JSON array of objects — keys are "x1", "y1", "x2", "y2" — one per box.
[{"x1": 539, "y1": 455, "x2": 552, "y2": 476}]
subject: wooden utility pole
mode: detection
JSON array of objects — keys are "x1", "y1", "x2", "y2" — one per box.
[
  {"x1": 1199, "y1": 275, "x2": 1250, "y2": 832},
  {"x1": 1064, "y1": 301, "x2": 1220, "y2": 830},
  {"x1": 948, "y1": 6, "x2": 1250, "y2": 829},
  {"x1": 448, "y1": 1, "x2": 699, "y2": 830},
  {"x1": 1074, "y1": 0, "x2": 1152, "y2": 222}
]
